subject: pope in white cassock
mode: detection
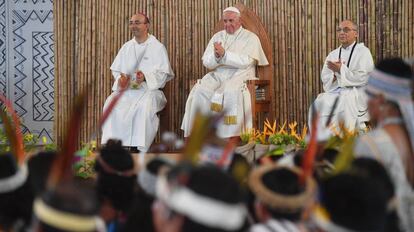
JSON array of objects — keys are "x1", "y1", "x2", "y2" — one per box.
[
  {"x1": 101, "y1": 13, "x2": 174, "y2": 152},
  {"x1": 310, "y1": 20, "x2": 374, "y2": 131},
  {"x1": 181, "y1": 6, "x2": 268, "y2": 139}
]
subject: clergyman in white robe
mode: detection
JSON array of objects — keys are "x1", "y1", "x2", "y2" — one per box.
[
  {"x1": 181, "y1": 26, "x2": 268, "y2": 138},
  {"x1": 101, "y1": 34, "x2": 174, "y2": 152},
  {"x1": 311, "y1": 41, "x2": 374, "y2": 131}
]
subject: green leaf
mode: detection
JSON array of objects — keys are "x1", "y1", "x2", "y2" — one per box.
[{"x1": 268, "y1": 145, "x2": 285, "y2": 156}]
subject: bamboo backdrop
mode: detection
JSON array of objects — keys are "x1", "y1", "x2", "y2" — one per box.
[{"x1": 54, "y1": 0, "x2": 414, "y2": 145}]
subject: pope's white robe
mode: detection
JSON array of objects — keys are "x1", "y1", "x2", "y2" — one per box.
[
  {"x1": 181, "y1": 27, "x2": 268, "y2": 138},
  {"x1": 310, "y1": 42, "x2": 374, "y2": 131},
  {"x1": 101, "y1": 35, "x2": 174, "y2": 152}
]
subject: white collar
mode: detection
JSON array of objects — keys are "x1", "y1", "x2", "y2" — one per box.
[
  {"x1": 225, "y1": 26, "x2": 243, "y2": 37},
  {"x1": 341, "y1": 41, "x2": 356, "y2": 51}
]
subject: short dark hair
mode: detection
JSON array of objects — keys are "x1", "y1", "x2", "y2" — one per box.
[
  {"x1": 37, "y1": 180, "x2": 99, "y2": 232},
  {"x1": 95, "y1": 139, "x2": 136, "y2": 212},
  {"x1": 167, "y1": 164, "x2": 248, "y2": 232},
  {"x1": 0, "y1": 153, "x2": 34, "y2": 230},
  {"x1": 261, "y1": 168, "x2": 305, "y2": 221},
  {"x1": 320, "y1": 173, "x2": 387, "y2": 231},
  {"x1": 376, "y1": 57, "x2": 413, "y2": 79},
  {"x1": 28, "y1": 151, "x2": 57, "y2": 196}
]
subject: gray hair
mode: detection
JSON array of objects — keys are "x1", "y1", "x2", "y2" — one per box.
[{"x1": 341, "y1": 20, "x2": 358, "y2": 31}]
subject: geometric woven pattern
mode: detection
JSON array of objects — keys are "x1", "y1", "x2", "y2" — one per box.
[
  {"x1": 33, "y1": 31, "x2": 54, "y2": 121},
  {"x1": 14, "y1": 0, "x2": 52, "y2": 4},
  {"x1": 4, "y1": 0, "x2": 54, "y2": 141},
  {"x1": 12, "y1": 9, "x2": 29, "y2": 118},
  {"x1": 0, "y1": 0, "x2": 6, "y2": 94}
]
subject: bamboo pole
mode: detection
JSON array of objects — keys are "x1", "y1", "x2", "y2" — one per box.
[{"x1": 53, "y1": 0, "x2": 414, "y2": 145}]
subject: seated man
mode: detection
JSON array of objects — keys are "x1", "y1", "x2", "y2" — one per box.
[
  {"x1": 101, "y1": 13, "x2": 174, "y2": 152},
  {"x1": 310, "y1": 20, "x2": 374, "y2": 131},
  {"x1": 181, "y1": 6, "x2": 268, "y2": 139}
]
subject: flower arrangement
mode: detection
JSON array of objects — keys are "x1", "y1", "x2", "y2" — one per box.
[
  {"x1": 238, "y1": 119, "x2": 308, "y2": 159},
  {"x1": 266, "y1": 120, "x2": 307, "y2": 156}
]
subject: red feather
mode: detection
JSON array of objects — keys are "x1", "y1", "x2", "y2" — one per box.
[
  {"x1": 99, "y1": 88, "x2": 126, "y2": 128},
  {"x1": 300, "y1": 110, "x2": 318, "y2": 185},
  {"x1": 48, "y1": 93, "x2": 87, "y2": 187},
  {"x1": 216, "y1": 138, "x2": 238, "y2": 168},
  {"x1": 0, "y1": 95, "x2": 25, "y2": 165}
]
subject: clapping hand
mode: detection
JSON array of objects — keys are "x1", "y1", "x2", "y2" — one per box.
[
  {"x1": 118, "y1": 73, "x2": 130, "y2": 90},
  {"x1": 213, "y1": 42, "x2": 225, "y2": 59},
  {"x1": 135, "y1": 71, "x2": 145, "y2": 84},
  {"x1": 327, "y1": 60, "x2": 342, "y2": 73}
]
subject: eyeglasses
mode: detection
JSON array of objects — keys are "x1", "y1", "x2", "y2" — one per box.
[
  {"x1": 336, "y1": 27, "x2": 357, "y2": 33},
  {"x1": 129, "y1": 20, "x2": 147, "y2": 25}
]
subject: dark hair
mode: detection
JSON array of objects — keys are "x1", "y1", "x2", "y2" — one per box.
[
  {"x1": 167, "y1": 164, "x2": 248, "y2": 232},
  {"x1": 122, "y1": 190, "x2": 155, "y2": 232},
  {"x1": 95, "y1": 139, "x2": 136, "y2": 212},
  {"x1": 376, "y1": 57, "x2": 413, "y2": 79},
  {"x1": 261, "y1": 168, "x2": 305, "y2": 221},
  {"x1": 28, "y1": 151, "x2": 57, "y2": 196},
  {"x1": 146, "y1": 157, "x2": 172, "y2": 175},
  {"x1": 37, "y1": 180, "x2": 99, "y2": 232},
  {"x1": 351, "y1": 158, "x2": 394, "y2": 200},
  {"x1": 320, "y1": 173, "x2": 387, "y2": 231},
  {"x1": 0, "y1": 153, "x2": 34, "y2": 231},
  {"x1": 227, "y1": 152, "x2": 250, "y2": 177},
  {"x1": 350, "y1": 158, "x2": 401, "y2": 232},
  {"x1": 122, "y1": 157, "x2": 172, "y2": 232},
  {"x1": 292, "y1": 149, "x2": 305, "y2": 168}
]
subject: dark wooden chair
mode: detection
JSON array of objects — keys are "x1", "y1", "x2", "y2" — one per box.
[{"x1": 213, "y1": 2, "x2": 274, "y2": 129}]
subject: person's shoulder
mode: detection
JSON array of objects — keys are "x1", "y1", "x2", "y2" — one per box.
[
  {"x1": 148, "y1": 35, "x2": 165, "y2": 47},
  {"x1": 124, "y1": 38, "x2": 136, "y2": 45},
  {"x1": 356, "y1": 42, "x2": 372, "y2": 52},
  {"x1": 212, "y1": 30, "x2": 225, "y2": 38},
  {"x1": 242, "y1": 28, "x2": 260, "y2": 39},
  {"x1": 147, "y1": 35, "x2": 170, "y2": 55},
  {"x1": 242, "y1": 28, "x2": 256, "y2": 35},
  {"x1": 148, "y1": 35, "x2": 161, "y2": 44},
  {"x1": 114, "y1": 39, "x2": 134, "y2": 54},
  {"x1": 119, "y1": 38, "x2": 135, "y2": 49},
  {"x1": 327, "y1": 46, "x2": 340, "y2": 56}
]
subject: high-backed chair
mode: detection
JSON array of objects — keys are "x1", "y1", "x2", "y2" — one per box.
[
  {"x1": 214, "y1": 2, "x2": 274, "y2": 129},
  {"x1": 157, "y1": 3, "x2": 274, "y2": 149}
]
